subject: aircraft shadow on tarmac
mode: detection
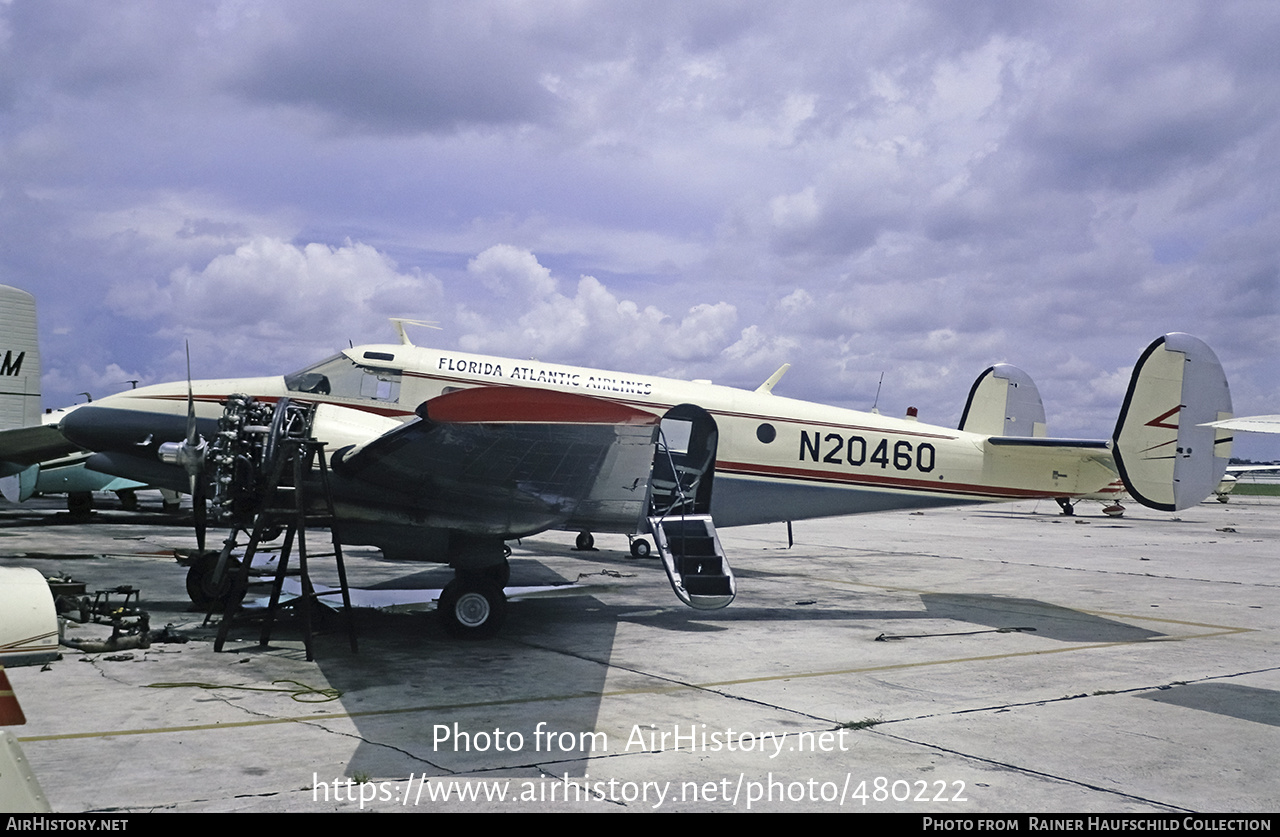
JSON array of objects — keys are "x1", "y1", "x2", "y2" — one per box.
[
  {"x1": 1135, "y1": 682, "x2": 1280, "y2": 727},
  {"x1": 599, "y1": 596, "x2": 1163, "y2": 643},
  {"x1": 917, "y1": 593, "x2": 1163, "y2": 643},
  {"x1": 247, "y1": 560, "x2": 1165, "y2": 779},
  {"x1": 221, "y1": 558, "x2": 621, "y2": 781}
]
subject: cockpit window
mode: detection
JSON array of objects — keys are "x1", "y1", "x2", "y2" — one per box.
[{"x1": 285, "y1": 355, "x2": 402, "y2": 403}]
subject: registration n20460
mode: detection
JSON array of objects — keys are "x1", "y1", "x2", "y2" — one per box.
[{"x1": 799, "y1": 430, "x2": 936, "y2": 473}]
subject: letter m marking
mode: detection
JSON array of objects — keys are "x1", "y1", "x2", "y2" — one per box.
[{"x1": 1, "y1": 351, "x2": 24, "y2": 377}]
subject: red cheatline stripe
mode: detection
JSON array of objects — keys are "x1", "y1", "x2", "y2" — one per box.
[
  {"x1": 422, "y1": 386, "x2": 659, "y2": 426},
  {"x1": 716, "y1": 460, "x2": 1074, "y2": 499}
]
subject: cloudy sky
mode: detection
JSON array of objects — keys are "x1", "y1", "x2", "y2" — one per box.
[{"x1": 2, "y1": 1, "x2": 1277, "y2": 457}]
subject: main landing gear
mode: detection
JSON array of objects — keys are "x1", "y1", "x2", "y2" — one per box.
[{"x1": 437, "y1": 558, "x2": 510, "y2": 639}]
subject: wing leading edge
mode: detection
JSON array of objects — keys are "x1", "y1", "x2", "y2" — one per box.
[{"x1": 332, "y1": 387, "x2": 660, "y2": 537}]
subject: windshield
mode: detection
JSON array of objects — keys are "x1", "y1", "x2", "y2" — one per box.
[{"x1": 285, "y1": 355, "x2": 402, "y2": 403}]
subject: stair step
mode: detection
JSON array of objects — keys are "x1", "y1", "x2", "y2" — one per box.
[{"x1": 648, "y1": 513, "x2": 735, "y2": 610}]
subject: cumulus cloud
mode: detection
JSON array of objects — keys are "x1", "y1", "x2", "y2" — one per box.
[
  {"x1": 466, "y1": 244, "x2": 557, "y2": 298},
  {"x1": 41, "y1": 362, "x2": 149, "y2": 405},
  {"x1": 458, "y1": 244, "x2": 736, "y2": 371},
  {"x1": 104, "y1": 236, "x2": 442, "y2": 375}
]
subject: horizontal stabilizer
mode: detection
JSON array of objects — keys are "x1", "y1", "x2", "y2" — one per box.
[
  {"x1": 986, "y1": 436, "x2": 1109, "y2": 450},
  {"x1": 959, "y1": 364, "x2": 1047, "y2": 437},
  {"x1": 1113, "y1": 333, "x2": 1232, "y2": 511},
  {"x1": 1202, "y1": 415, "x2": 1280, "y2": 435},
  {"x1": 981, "y1": 436, "x2": 1116, "y2": 497}
]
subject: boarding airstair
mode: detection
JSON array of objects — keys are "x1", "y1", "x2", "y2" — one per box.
[
  {"x1": 646, "y1": 412, "x2": 735, "y2": 610},
  {"x1": 648, "y1": 514, "x2": 735, "y2": 610}
]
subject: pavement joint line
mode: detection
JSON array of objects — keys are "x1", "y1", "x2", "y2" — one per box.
[
  {"x1": 690, "y1": 630, "x2": 1251, "y2": 687},
  {"x1": 824, "y1": 578, "x2": 1264, "y2": 629},
  {"x1": 868, "y1": 727, "x2": 1193, "y2": 814},
  {"x1": 889, "y1": 663, "x2": 1280, "y2": 724},
  {"x1": 793, "y1": 559, "x2": 1280, "y2": 588}
]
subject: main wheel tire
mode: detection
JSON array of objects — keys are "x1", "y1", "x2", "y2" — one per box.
[
  {"x1": 185, "y1": 551, "x2": 241, "y2": 607},
  {"x1": 67, "y1": 492, "x2": 93, "y2": 520},
  {"x1": 438, "y1": 579, "x2": 506, "y2": 639},
  {"x1": 629, "y1": 538, "x2": 652, "y2": 559},
  {"x1": 481, "y1": 560, "x2": 511, "y2": 588},
  {"x1": 575, "y1": 531, "x2": 595, "y2": 550}
]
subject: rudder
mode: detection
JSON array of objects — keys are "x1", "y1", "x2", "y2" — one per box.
[
  {"x1": 958, "y1": 363, "x2": 1047, "y2": 437},
  {"x1": 1113, "y1": 333, "x2": 1232, "y2": 511}
]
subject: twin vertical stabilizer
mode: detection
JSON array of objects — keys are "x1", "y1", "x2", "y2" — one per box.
[
  {"x1": 959, "y1": 363, "x2": 1048, "y2": 437},
  {"x1": 1113, "y1": 333, "x2": 1233, "y2": 511}
]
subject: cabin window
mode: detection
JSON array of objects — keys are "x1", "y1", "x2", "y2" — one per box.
[
  {"x1": 659, "y1": 417, "x2": 694, "y2": 455},
  {"x1": 285, "y1": 355, "x2": 402, "y2": 403}
]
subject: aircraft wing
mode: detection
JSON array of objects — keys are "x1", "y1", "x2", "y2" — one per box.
[
  {"x1": 0, "y1": 425, "x2": 81, "y2": 473},
  {"x1": 331, "y1": 386, "x2": 661, "y2": 537}
]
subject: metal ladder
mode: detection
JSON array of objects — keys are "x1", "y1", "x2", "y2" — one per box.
[{"x1": 213, "y1": 434, "x2": 357, "y2": 661}]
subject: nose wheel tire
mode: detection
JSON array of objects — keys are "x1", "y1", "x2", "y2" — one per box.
[{"x1": 438, "y1": 578, "x2": 506, "y2": 639}]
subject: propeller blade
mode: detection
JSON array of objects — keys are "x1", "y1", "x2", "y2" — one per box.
[
  {"x1": 185, "y1": 342, "x2": 198, "y2": 448},
  {"x1": 193, "y1": 476, "x2": 207, "y2": 553},
  {"x1": 184, "y1": 342, "x2": 207, "y2": 552}
]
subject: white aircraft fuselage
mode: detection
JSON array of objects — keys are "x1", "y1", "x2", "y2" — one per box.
[
  {"x1": 58, "y1": 332, "x2": 1231, "y2": 632},
  {"x1": 65, "y1": 342, "x2": 1120, "y2": 535}
]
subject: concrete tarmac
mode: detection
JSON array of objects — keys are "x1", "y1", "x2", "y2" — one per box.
[{"x1": 1, "y1": 493, "x2": 1277, "y2": 813}]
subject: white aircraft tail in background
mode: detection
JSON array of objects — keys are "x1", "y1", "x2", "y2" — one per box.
[
  {"x1": 0, "y1": 285, "x2": 41, "y2": 433},
  {"x1": 0, "y1": 285, "x2": 144, "y2": 507}
]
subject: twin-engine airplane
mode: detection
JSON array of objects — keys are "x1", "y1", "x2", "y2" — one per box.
[{"x1": 59, "y1": 328, "x2": 1233, "y2": 637}]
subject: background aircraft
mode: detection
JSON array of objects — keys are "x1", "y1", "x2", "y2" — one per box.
[
  {"x1": 0, "y1": 285, "x2": 145, "y2": 514},
  {"x1": 59, "y1": 327, "x2": 1232, "y2": 637}
]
